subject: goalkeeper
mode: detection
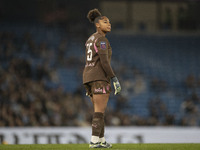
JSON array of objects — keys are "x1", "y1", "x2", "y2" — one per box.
[{"x1": 82, "y1": 8, "x2": 121, "y2": 148}]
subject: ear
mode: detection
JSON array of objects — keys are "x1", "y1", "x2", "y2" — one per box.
[{"x1": 95, "y1": 22, "x2": 100, "y2": 28}]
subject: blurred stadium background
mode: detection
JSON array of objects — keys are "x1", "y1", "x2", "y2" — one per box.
[{"x1": 0, "y1": 0, "x2": 200, "y2": 144}]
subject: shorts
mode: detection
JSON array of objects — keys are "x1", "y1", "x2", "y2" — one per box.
[{"x1": 84, "y1": 80, "x2": 111, "y2": 97}]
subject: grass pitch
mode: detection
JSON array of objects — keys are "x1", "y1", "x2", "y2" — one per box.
[{"x1": 0, "y1": 144, "x2": 200, "y2": 150}]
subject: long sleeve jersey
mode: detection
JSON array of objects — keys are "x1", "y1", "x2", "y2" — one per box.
[{"x1": 83, "y1": 32, "x2": 115, "y2": 84}]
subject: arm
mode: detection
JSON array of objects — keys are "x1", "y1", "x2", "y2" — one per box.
[
  {"x1": 95, "y1": 37, "x2": 115, "y2": 78},
  {"x1": 99, "y1": 54, "x2": 121, "y2": 95},
  {"x1": 96, "y1": 37, "x2": 121, "y2": 95},
  {"x1": 99, "y1": 54, "x2": 115, "y2": 78}
]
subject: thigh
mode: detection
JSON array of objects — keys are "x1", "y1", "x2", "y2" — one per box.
[
  {"x1": 84, "y1": 81, "x2": 111, "y2": 112},
  {"x1": 91, "y1": 80, "x2": 111, "y2": 113},
  {"x1": 93, "y1": 93, "x2": 110, "y2": 113}
]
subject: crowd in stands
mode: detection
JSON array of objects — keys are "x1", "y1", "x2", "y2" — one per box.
[
  {"x1": 0, "y1": 27, "x2": 200, "y2": 127},
  {"x1": 0, "y1": 30, "x2": 130, "y2": 127}
]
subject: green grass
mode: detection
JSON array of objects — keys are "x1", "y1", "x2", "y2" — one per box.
[{"x1": 0, "y1": 144, "x2": 200, "y2": 150}]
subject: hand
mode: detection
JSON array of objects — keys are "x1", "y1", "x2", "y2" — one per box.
[{"x1": 112, "y1": 77, "x2": 121, "y2": 95}]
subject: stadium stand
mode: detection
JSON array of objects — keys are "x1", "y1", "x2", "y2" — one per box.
[{"x1": 0, "y1": 23, "x2": 200, "y2": 126}]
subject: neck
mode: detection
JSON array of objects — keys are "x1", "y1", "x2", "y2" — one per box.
[{"x1": 96, "y1": 28, "x2": 106, "y2": 37}]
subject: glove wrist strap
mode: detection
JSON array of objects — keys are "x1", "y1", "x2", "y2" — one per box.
[{"x1": 112, "y1": 77, "x2": 118, "y2": 82}]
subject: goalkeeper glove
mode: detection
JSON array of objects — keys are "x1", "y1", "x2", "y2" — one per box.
[{"x1": 112, "y1": 77, "x2": 121, "y2": 95}]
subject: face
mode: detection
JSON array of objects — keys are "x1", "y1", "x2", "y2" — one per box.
[{"x1": 96, "y1": 16, "x2": 111, "y2": 33}]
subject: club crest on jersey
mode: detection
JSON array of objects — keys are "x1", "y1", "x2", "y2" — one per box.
[{"x1": 100, "y1": 41, "x2": 106, "y2": 50}]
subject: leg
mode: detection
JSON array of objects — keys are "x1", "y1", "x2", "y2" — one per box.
[
  {"x1": 88, "y1": 81, "x2": 112, "y2": 148},
  {"x1": 91, "y1": 94, "x2": 109, "y2": 137},
  {"x1": 93, "y1": 94, "x2": 109, "y2": 113},
  {"x1": 92, "y1": 94, "x2": 112, "y2": 148},
  {"x1": 90, "y1": 94, "x2": 109, "y2": 143},
  {"x1": 88, "y1": 81, "x2": 111, "y2": 113}
]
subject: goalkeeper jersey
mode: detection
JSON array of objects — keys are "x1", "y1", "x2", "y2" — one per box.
[{"x1": 83, "y1": 32, "x2": 115, "y2": 84}]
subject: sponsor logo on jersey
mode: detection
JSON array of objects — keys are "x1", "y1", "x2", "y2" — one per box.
[
  {"x1": 100, "y1": 41, "x2": 106, "y2": 50},
  {"x1": 85, "y1": 62, "x2": 95, "y2": 67}
]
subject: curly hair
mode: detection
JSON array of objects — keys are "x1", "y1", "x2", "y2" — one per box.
[{"x1": 87, "y1": 8, "x2": 102, "y2": 23}]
